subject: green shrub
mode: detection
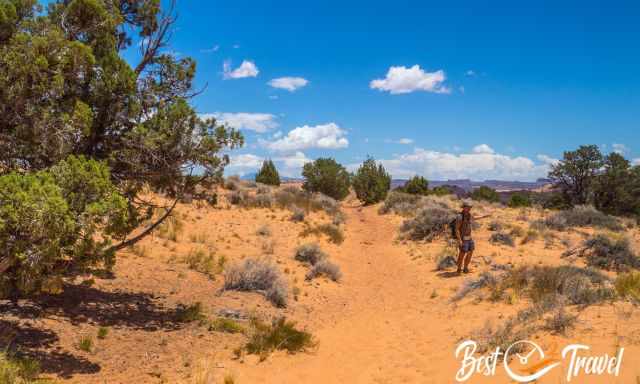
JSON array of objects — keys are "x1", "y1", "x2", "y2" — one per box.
[
  {"x1": 400, "y1": 207, "x2": 455, "y2": 241},
  {"x1": 581, "y1": 234, "x2": 639, "y2": 272},
  {"x1": 301, "y1": 158, "x2": 351, "y2": 200},
  {"x1": 471, "y1": 186, "x2": 500, "y2": 203},
  {"x1": 209, "y1": 317, "x2": 245, "y2": 334},
  {"x1": 541, "y1": 205, "x2": 622, "y2": 231},
  {"x1": 508, "y1": 192, "x2": 532, "y2": 208},
  {"x1": 0, "y1": 156, "x2": 130, "y2": 298},
  {"x1": 400, "y1": 175, "x2": 430, "y2": 195},
  {"x1": 351, "y1": 157, "x2": 391, "y2": 205},
  {"x1": 184, "y1": 248, "x2": 217, "y2": 278},
  {"x1": 78, "y1": 335, "x2": 93, "y2": 352},
  {"x1": 245, "y1": 317, "x2": 315, "y2": 356},
  {"x1": 255, "y1": 159, "x2": 280, "y2": 186}
]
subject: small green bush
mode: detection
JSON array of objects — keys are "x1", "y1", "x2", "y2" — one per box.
[
  {"x1": 255, "y1": 159, "x2": 280, "y2": 186},
  {"x1": 300, "y1": 223, "x2": 345, "y2": 244},
  {"x1": 301, "y1": 158, "x2": 351, "y2": 201},
  {"x1": 209, "y1": 317, "x2": 245, "y2": 334},
  {"x1": 400, "y1": 175, "x2": 430, "y2": 195},
  {"x1": 97, "y1": 327, "x2": 109, "y2": 340},
  {"x1": 470, "y1": 186, "x2": 500, "y2": 203},
  {"x1": 351, "y1": 157, "x2": 391, "y2": 205},
  {"x1": 581, "y1": 234, "x2": 639, "y2": 271},
  {"x1": 78, "y1": 335, "x2": 94, "y2": 352},
  {"x1": 542, "y1": 205, "x2": 622, "y2": 231},
  {"x1": 508, "y1": 192, "x2": 532, "y2": 208},
  {"x1": 379, "y1": 191, "x2": 421, "y2": 215},
  {"x1": 245, "y1": 317, "x2": 315, "y2": 356}
]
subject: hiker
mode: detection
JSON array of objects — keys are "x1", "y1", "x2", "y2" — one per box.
[{"x1": 454, "y1": 201, "x2": 490, "y2": 275}]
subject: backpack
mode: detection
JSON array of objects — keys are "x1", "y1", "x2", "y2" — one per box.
[{"x1": 449, "y1": 215, "x2": 459, "y2": 238}]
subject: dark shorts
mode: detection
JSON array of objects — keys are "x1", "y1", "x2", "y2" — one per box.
[{"x1": 461, "y1": 239, "x2": 475, "y2": 252}]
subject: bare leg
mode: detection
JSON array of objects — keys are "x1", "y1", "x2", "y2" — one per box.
[
  {"x1": 456, "y1": 249, "x2": 466, "y2": 273},
  {"x1": 463, "y1": 250, "x2": 474, "y2": 272}
]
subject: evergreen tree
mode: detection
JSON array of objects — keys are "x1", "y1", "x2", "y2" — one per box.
[
  {"x1": 352, "y1": 157, "x2": 391, "y2": 205},
  {"x1": 255, "y1": 159, "x2": 280, "y2": 186},
  {"x1": 302, "y1": 158, "x2": 351, "y2": 200},
  {"x1": 401, "y1": 175, "x2": 429, "y2": 195}
]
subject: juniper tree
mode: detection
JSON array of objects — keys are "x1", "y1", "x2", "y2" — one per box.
[
  {"x1": 255, "y1": 159, "x2": 280, "y2": 186},
  {"x1": 352, "y1": 157, "x2": 391, "y2": 205},
  {"x1": 0, "y1": 0, "x2": 243, "y2": 292},
  {"x1": 302, "y1": 158, "x2": 350, "y2": 200}
]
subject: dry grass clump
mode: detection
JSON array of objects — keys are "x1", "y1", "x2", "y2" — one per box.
[
  {"x1": 256, "y1": 224, "x2": 272, "y2": 237},
  {"x1": 400, "y1": 207, "x2": 455, "y2": 242},
  {"x1": 274, "y1": 186, "x2": 339, "y2": 215},
  {"x1": 489, "y1": 232, "x2": 515, "y2": 247},
  {"x1": 539, "y1": 205, "x2": 622, "y2": 231},
  {"x1": 300, "y1": 223, "x2": 344, "y2": 244},
  {"x1": 615, "y1": 272, "x2": 640, "y2": 302},
  {"x1": 577, "y1": 234, "x2": 640, "y2": 272},
  {"x1": 379, "y1": 192, "x2": 453, "y2": 216},
  {"x1": 472, "y1": 318, "x2": 535, "y2": 354},
  {"x1": 228, "y1": 190, "x2": 249, "y2": 205},
  {"x1": 208, "y1": 317, "x2": 245, "y2": 334},
  {"x1": 0, "y1": 351, "x2": 44, "y2": 384},
  {"x1": 175, "y1": 302, "x2": 206, "y2": 323},
  {"x1": 332, "y1": 211, "x2": 346, "y2": 226},
  {"x1": 156, "y1": 214, "x2": 183, "y2": 241},
  {"x1": 224, "y1": 258, "x2": 288, "y2": 307},
  {"x1": 184, "y1": 248, "x2": 219, "y2": 278},
  {"x1": 290, "y1": 206, "x2": 305, "y2": 222},
  {"x1": 242, "y1": 192, "x2": 275, "y2": 208},
  {"x1": 467, "y1": 265, "x2": 614, "y2": 352},
  {"x1": 379, "y1": 191, "x2": 422, "y2": 215},
  {"x1": 294, "y1": 243, "x2": 327, "y2": 265},
  {"x1": 487, "y1": 220, "x2": 502, "y2": 231},
  {"x1": 306, "y1": 260, "x2": 342, "y2": 282},
  {"x1": 244, "y1": 317, "x2": 316, "y2": 357}
]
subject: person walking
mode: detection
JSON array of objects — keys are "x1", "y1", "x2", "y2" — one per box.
[{"x1": 454, "y1": 201, "x2": 489, "y2": 274}]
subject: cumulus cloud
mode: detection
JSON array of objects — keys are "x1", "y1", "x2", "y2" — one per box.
[
  {"x1": 355, "y1": 146, "x2": 554, "y2": 181},
  {"x1": 261, "y1": 123, "x2": 349, "y2": 152},
  {"x1": 537, "y1": 154, "x2": 560, "y2": 166},
  {"x1": 223, "y1": 60, "x2": 259, "y2": 79},
  {"x1": 633, "y1": 158, "x2": 640, "y2": 166},
  {"x1": 226, "y1": 152, "x2": 311, "y2": 177},
  {"x1": 472, "y1": 144, "x2": 495, "y2": 154},
  {"x1": 370, "y1": 65, "x2": 450, "y2": 94},
  {"x1": 465, "y1": 70, "x2": 476, "y2": 76},
  {"x1": 612, "y1": 143, "x2": 629, "y2": 154},
  {"x1": 268, "y1": 77, "x2": 309, "y2": 92},
  {"x1": 202, "y1": 112, "x2": 278, "y2": 133}
]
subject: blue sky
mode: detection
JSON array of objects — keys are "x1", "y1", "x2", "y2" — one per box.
[{"x1": 135, "y1": 0, "x2": 639, "y2": 180}]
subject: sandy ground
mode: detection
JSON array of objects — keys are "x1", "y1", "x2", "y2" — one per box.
[{"x1": 2, "y1": 189, "x2": 640, "y2": 383}]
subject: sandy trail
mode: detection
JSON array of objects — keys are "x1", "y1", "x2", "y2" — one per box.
[{"x1": 233, "y1": 204, "x2": 464, "y2": 383}]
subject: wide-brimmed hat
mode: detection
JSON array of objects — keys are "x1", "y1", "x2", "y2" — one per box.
[{"x1": 461, "y1": 201, "x2": 473, "y2": 208}]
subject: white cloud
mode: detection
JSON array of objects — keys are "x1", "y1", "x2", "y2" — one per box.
[
  {"x1": 223, "y1": 60, "x2": 259, "y2": 79},
  {"x1": 355, "y1": 146, "x2": 553, "y2": 181},
  {"x1": 370, "y1": 65, "x2": 450, "y2": 95},
  {"x1": 632, "y1": 158, "x2": 640, "y2": 166},
  {"x1": 262, "y1": 123, "x2": 349, "y2": 152},
  {"x1": 268, "y1": 77, "x2": 309, "y2": 92},
  {"x1": 465, "y1": 70, "x2": 476, "y2": 76},
  {"x1": 537, "y1": 154, "x2": 559, "y2": 166},
  {"x1": 472, "y1": 144, "x2": 495, "y2": 154},
  {"x1": 200, "y1": 45, "x2": 219, "y2": 53},
  {"x1": 612, "y1": 143, "x2": 629, "y2": 154},
  {"x1": 202, "y1": 112, "x2": 278, "y2": 133},
  {"x1": 226, "y1": 151, "x2": 311, "y2": 177}
]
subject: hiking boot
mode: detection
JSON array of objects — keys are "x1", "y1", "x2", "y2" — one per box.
[{"x1": 463, "y1": 268, "x2": 471, "y2": 274}]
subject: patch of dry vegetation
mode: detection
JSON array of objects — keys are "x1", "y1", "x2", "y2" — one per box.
[{"x1": 223, "y1": 258, "x2": 288, "y2": 307}]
